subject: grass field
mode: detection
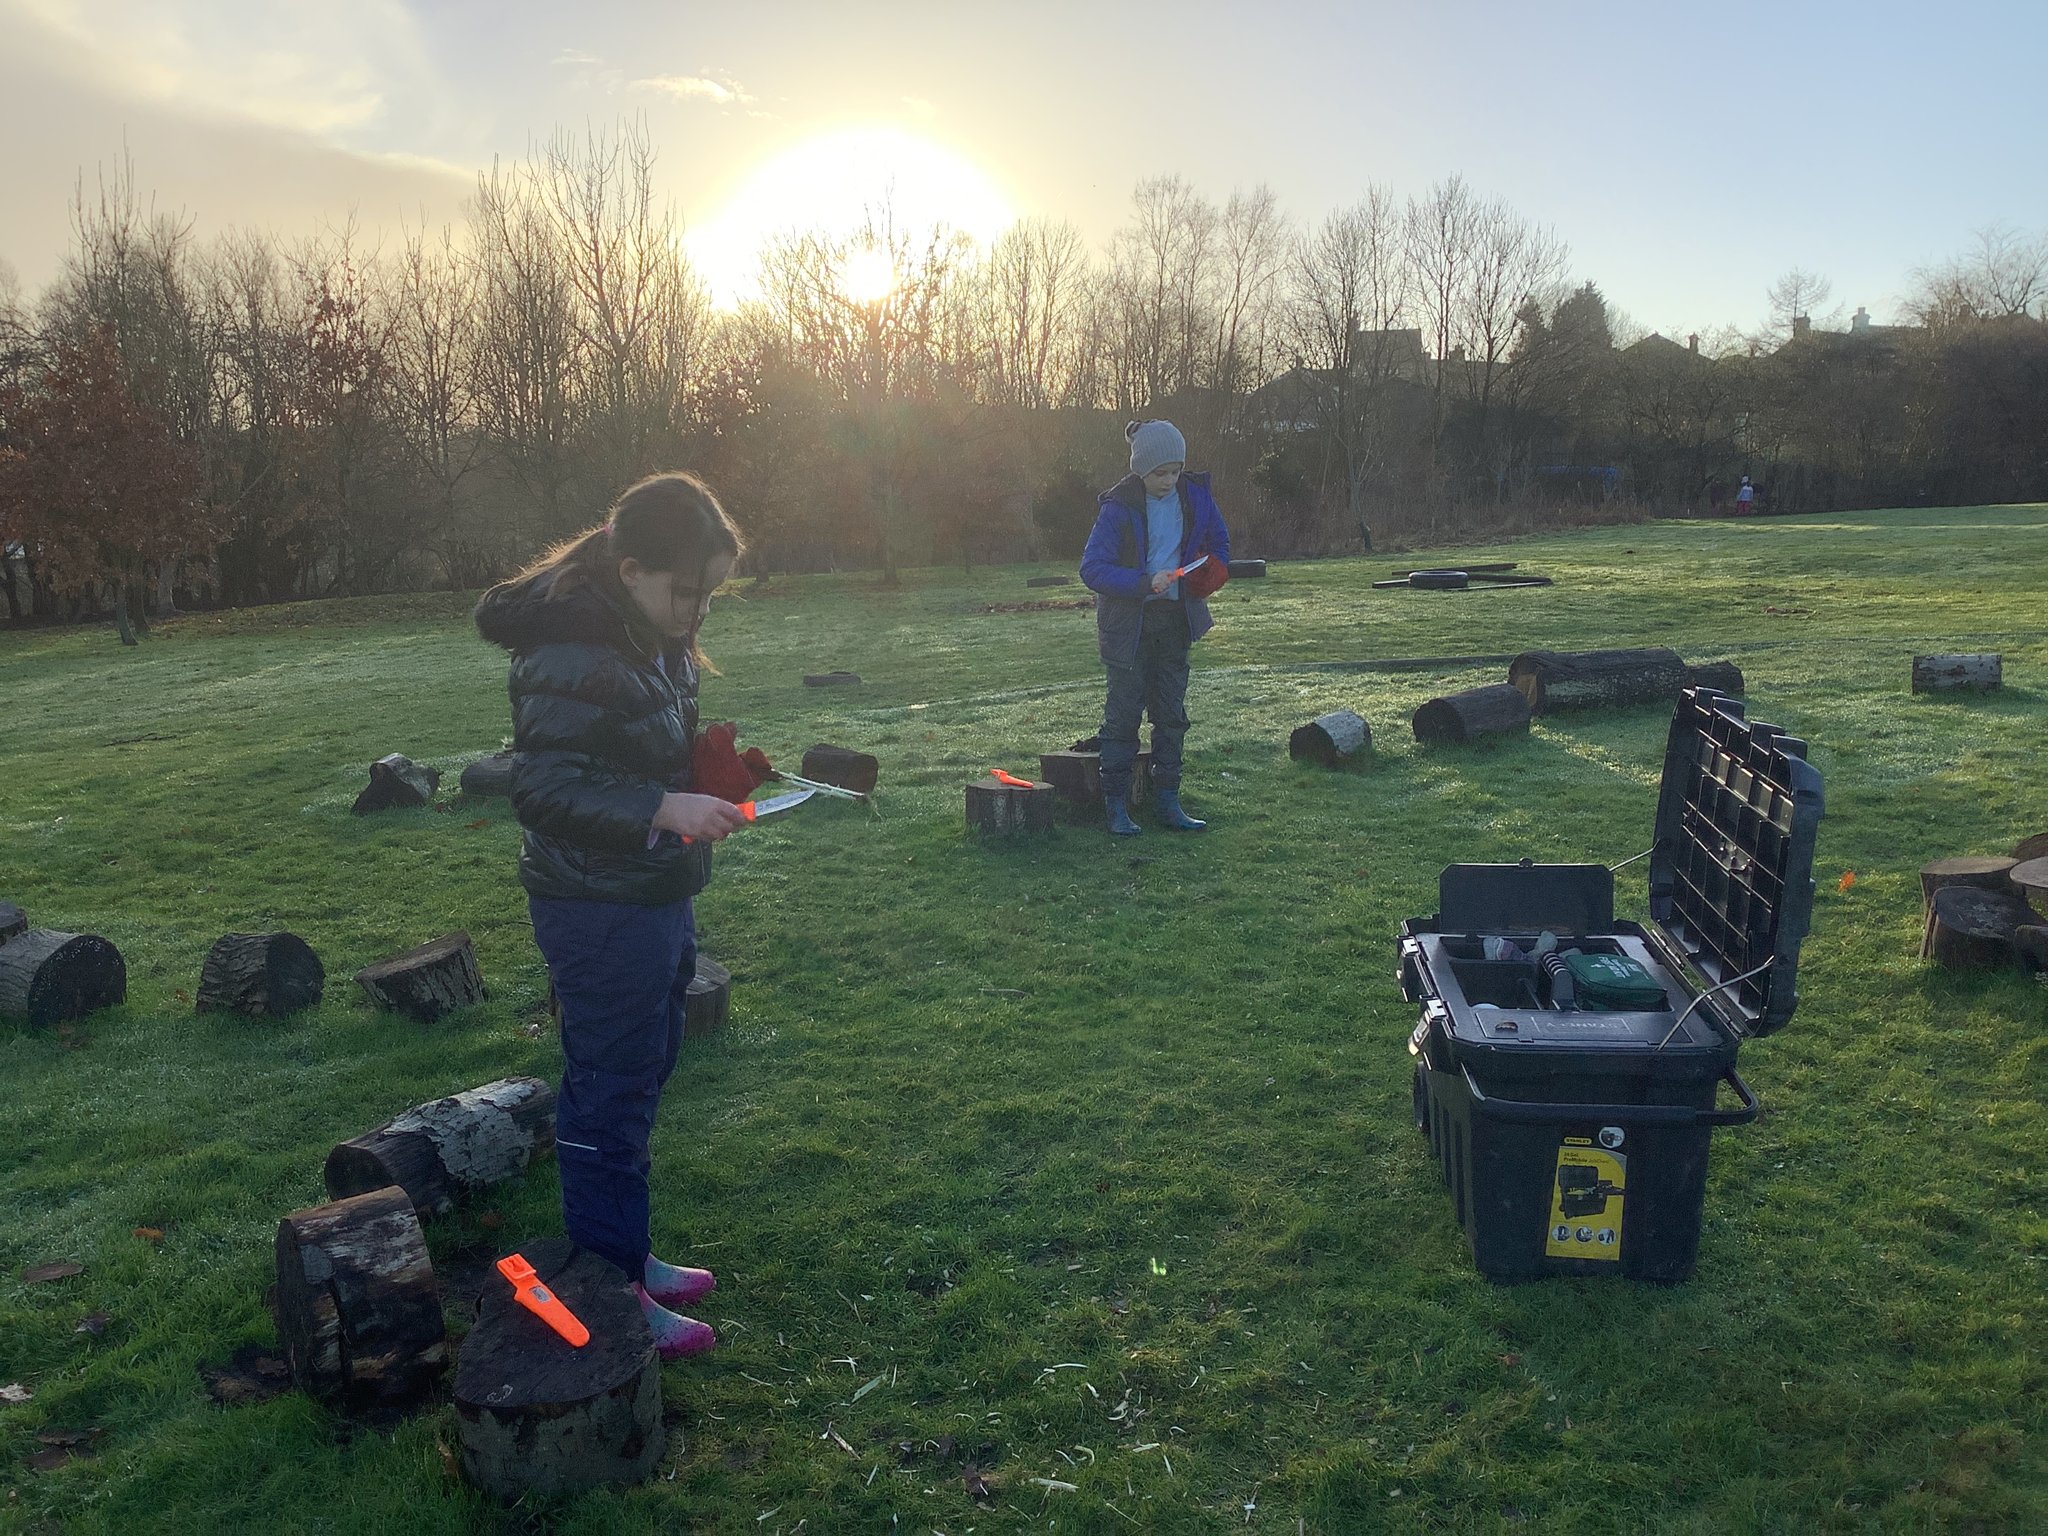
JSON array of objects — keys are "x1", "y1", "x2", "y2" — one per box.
[{"x1": 1, "y1": 505, "x2": 2044, "y2": 1535}]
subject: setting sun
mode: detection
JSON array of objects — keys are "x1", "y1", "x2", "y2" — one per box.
[
  {"x1": 685, "y1": 125, "x2": 1015, "y2": 306},
  {"x1": 839, "y1": 244, "x2": 898, "y2": 304}
]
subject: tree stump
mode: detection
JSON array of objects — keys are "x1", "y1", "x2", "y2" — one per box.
[
  {"x1": 274, "y1": 1186, "x2": 447, "y2": 1410},
  {"x1": 1683, "y1": 660, "x2": 1745, "y2": 695},
  {"x1": 0, "y1": 931, "x2": 126, "y2": 1028},
  {"x1": 1507, "y1": 648, "x2": 1689, "y2": 715},
  {"x1": 802, "y1": 670, "x2": 861, "y2": 687},
  {"x1": 1226, "y1": 559, "x2": 1267, "y2": 578},
  {"x1": 1038, "y1": 737, "x2": 1150, "y2": 808},
  {"x1": 1928, "y1": 885, "x2": 2042, "y2": 969},
  {"x1": 0, "y1": 901, "x2": 25, "y2": 945},
  {"x1": 324, "y1": 1076, "x2": 557, "y2": 1215},
  {"x1": 1918, "y1": 856, "x2": 2020, "y2": 958},
  {"x1": 800, "y1": 744, "x2": 880, "y2": 794},
  {"x1": 2007, "y1": 858, "x2": 2048, "y2": 909},
  {"x1": 196, "y1": 933, "x2": 325, "y2": 1017},
  {"x1": 1288, "y1": 710, "x2": 1372, "y2": 768},
  {"x1": 1413, "y1": 684, "x2": 1533, "y2": 745},
  {"x1": 454, "y1": 1238, "x2": 663, "y2": 1500},
  {"x1": 353, "y1": 754, "x2": 441, "y2": 814},
  {"x1": 2013, "y1": 833, "x2": 2048, "y2": 864},
  {"x1": 1025, "y1": 575, "x2": 1072, "y2": 588},
  {"x1": 2016, "y1": 926, "x2": 2048, "y2": 978},
  {"x1": 684, "y1": 957, "x2": 731, "y2": 1038},
  {"x1": 458, "y1": 752, "x2": 521, "y2": 799},
  {"x1": 354, "y1": 933, "x2": 486, "y2": 1022},
  {"x1": 965, "y1": 776, "x2": 1057, "y2": 835},
  {"x1": 1912, "y1": 654, "x2": 2001, "y2": 693}
]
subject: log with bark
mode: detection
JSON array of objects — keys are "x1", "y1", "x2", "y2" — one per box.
[
  {"x1": 800, "y1": 744, "x2": 880, "y2": 795},
  {"x1": 1038, "y1": 740, "x2": 1151, "y2": 807},
  {"x1": 1288, "y1": 710, "x2": 1372, "y2": 768},
  {"x1": 965, "y1": 776, "x2": 1057, "y2": 835},
  {"x1": 1928, "y1": 884, "x2": 2044, "y2": 969},
  {"x1": 352, "y1": 754, "x2": 441, "y2": 815},
  {"x1": 1507, "y1": 648, "x2": 1689, "y2": 715},
  {"x1": 1412, "y1": 684, "x2": 1533, "y2": 745},
  {"x1": 324, "y1": 1076, "x2": 556, "y2": 1215},
  {"x1": 196, "y1": 933, "x2": 325, "y2": 1017},
  {"x1": 1226, "y1": 559, "x2": 1267, "y2": 578},
  {"x1": 1911, "y1": 654, "x2": 2002, "y2": 693},
  {"x1": 684, "y1": 957, "x2": 731, "y2": 1038},
  {"x1": 454, "y1": 1237, "x2": 663, "y2": 1499},
  {"x1": 1683, "y1": 661, "x2": 1746, "y2": 695},
  {"x1": 354, "y1": 932, "x2": 486, "y2": 1022},
  {"x1": 1918, "y1": 856, "x2": 2020, "y2": 958},
  {"x1": 274, "y1": 1185, "x2": 447, "y2": 1410},
  {"x1": 0, "y1": 930, "x2": 126, "y2": 1028},
  {"x1": 458, "y1": 752, "x2": 521, "y2": 800},
  {"x1": 0, "y1": 900, "x2": 26, "y2": 944}
]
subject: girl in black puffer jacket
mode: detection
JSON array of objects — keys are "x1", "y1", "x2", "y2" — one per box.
[{"x1": 475, "y1": 472, "x2": 746, "y2": 1361}]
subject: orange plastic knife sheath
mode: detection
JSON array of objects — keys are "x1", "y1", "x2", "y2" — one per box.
[
  {"x1": 990, "y1": 769, "x2": 1037, "y2": 788},
  {"x1": 496, "y1": 1253, "x2": 590, "y2": 1347}
]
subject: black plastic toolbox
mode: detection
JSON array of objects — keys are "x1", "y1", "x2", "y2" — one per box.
[{"x1": 1399, "y1": 688, "x2": 1825, "y2": 1282}]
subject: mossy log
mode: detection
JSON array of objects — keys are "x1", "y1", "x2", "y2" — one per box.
[
  {"x1": 454, "y1": 1238, "x2": 663, "y2": 1499},
  {"x1": 1288, "y1": 710, "x2": 1372, "y2": 768},
  {"x1": 0, "y1": 930, "x2": 126, "y2": 1028},
  {"x1": 324, "y1": 1076, "x2": 556, "y2": 1216},
  {"x1": 1911, "y1": 653, "x2": 2001, "y2": 693},
  {"x1": 197, "y1": 932, "x2": 325, "y2": 1017},
  {"x1": 274, "y1": 1186, "x2": 447, "y2": 1410}
]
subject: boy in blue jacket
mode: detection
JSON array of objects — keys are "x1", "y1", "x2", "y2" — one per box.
[{"x1": 1079, "y1": 419, "x2": 1231, "y2": 836}]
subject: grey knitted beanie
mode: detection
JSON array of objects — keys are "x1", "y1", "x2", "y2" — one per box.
[{"x1": 1127, "y1": 419, "x2": 1187, "y2": 477}]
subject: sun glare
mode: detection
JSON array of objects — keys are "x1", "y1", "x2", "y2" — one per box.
[{"x1": 686, "y1": 125, "x2": 1014, "y2": 307}]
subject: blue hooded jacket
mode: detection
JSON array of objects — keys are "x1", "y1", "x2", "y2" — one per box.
[{"x1": 1079, "y1": 471, "x2": 1231, "y2": 666}]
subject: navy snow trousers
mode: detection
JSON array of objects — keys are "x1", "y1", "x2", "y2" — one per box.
[{"x1": 528, "y1": 893, "x2": 697, "y2": 1279}]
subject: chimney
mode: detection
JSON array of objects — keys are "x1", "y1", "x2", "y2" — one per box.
[
  {"x1": 1792, "y1": 314, "x2": 1811, "y2": 339},
  {"x1": 1852, "y1": 306, "x2": 1871, "y2": 333},
  {"x1": 1687, "y1": 333, "x2": 1699, "y2": 353}
]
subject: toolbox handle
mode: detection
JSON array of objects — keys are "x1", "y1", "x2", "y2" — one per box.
[{"x1": 1459, "y1": 1064, "x2": 1759, "y2": 1128}]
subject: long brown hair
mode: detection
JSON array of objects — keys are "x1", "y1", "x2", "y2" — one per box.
[{"x1": 514, "y1": 472, "x2": 745, "y2": 664}]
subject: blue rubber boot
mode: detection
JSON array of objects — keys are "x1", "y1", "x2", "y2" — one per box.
[
  {"x1": 1104, "y1": 795, "x2": 1142, "y2": 836},
  {"x1": 1154, "y1": 788, "x2": 1207, "y2": 831}
]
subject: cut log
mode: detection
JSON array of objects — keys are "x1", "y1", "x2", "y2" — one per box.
[
  {"x1": 2007, "y1": 857, "x2": 2048, "y2": 908},
  {"x1": 0, "y1": 900, "x2": 26, "y2": 944},
  {"x1": 684, "y1": 957, "x2": 731, "y2": 1038},
  {"x1": 2013, "y1": 833, "x2": 2048, "y2": 864},
  {"x1": 1226, "y1": 559, "x2": 1267, "y2": 578},
  {"x1": 1413, "y1": 684, "x2": 1533, "y2": 745},
  {"x1": 274, "y1": 1186, "x2": 447, "y2": 1410},
  {"x1": 352, "y1": 754, "x2": 441, "y2": 815},
  {"x1": 354, "y1": 932, "x2": 486, "y2": 1022},
  {"x1": 196, "y1": 933, "x2": 325, "y2": 1017},
  {"x1": 1928, "y1": 884, "x2": 2041, "y2": 969},
  {"x1": 800, "y1": 744, "x2": 880, "y2": 795},
  {"x1": 965, "y1": 776, "x2": 1057, "y2": 835},
  {"x1": 324, "y1": 1076, "x2": 556, "y2": 1215},
  {"x1": 1038, "y1": 743, "x2": 1152, "y2": 807},
  {"x1": 0, "y1": 931, "x2": 126, "y2": 1028},
  {"x1": 1918, "y1": 856, "x2": 2020, "y2": 958},
  {"x1": 1025, "y1": 575, "x2": 1072, "y2": 588},
  {"x1": 802, "y1": 670, "x2": 861, "y2": 687},
  {"x1": 454, "y1": 1238, "x2": 662, "y2": 1499},
  {"x1": 1507, "y1": 648, "x2": 1688, "y2": 714},
  {"x1": 1912, "y1": 653, "x2": 2001, "y2": 693},
  {"x1": 1683, "y1": 660, "x2": 1746, "y2": 695},
  {"x1": 458, "y1": 752, "x2": 520, "y2": 800},
  {"x1": 2016, "y1": 926, "x2": 2048, "y2": 978},
  {"x1": 1288, "y1": 710, "x2": 1372, "y2": 768}
]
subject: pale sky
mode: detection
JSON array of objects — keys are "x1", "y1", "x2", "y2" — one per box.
[{"x1": 4, "y1": 0, "x2": 2044, "y2": 338}]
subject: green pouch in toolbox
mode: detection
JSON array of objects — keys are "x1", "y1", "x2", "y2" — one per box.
[{"x1": 1564, "y1": 950, "x2": 1669, "y2": 1010}]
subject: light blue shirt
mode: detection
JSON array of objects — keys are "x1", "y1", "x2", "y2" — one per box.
[{"x1": 1144, "y1": 490, "x2": 1183, "y2": 601}]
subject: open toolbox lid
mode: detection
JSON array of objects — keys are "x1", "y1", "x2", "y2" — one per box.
[{"x1": 1646, "y1": 688, "x2": 1824, "y2": 1037}]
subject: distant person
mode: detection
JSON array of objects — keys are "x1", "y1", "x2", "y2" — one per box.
[
  {"x1": 1735, "y1": 475, "x2": 1756, "y2": 514},
  {"x1": 1080, "y1": 419, "x2": 1231, "y2": 836},
  {"x1": 475, "y1": 472, "x2": 748, "y2": 1362}
]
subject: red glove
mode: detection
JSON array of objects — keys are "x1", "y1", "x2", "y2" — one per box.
[
  {"x1": 691, "y1": 722, "x2": 776, "y2": 803},
  {"x1": 1183, "y1": 556, "x2": 1229, "y2": 600}
]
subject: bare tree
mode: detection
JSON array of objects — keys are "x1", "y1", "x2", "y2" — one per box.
[
  {"x1": 1765, "y1": 267, "x2": 1834, "y2": 340},
  {"x1": 971, "y1": 217, "x2": 1094, "y2": 410},
  {"x1": 1404, "y1": 175, "x2": 1478, "y2": 471},
  {"x1": 1458, "y1": 197, "x2": 1567, "y2": 492},
  {"x1": 1103, "y1": 176, "x2": 1218, "y2": 411},
  {"x1": 385, "y1": 223, "x2": 487, "y2": 584},
  {"x1": 1907, "y1": 223, "x2": 2048, "y2": 327}
]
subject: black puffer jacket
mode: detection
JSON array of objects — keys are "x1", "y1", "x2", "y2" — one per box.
[{"x1": 474, "y1": 568, "x2": 712, "y2": 905}]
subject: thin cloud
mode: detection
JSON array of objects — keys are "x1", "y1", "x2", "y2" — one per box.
[
  {"x1": 552, "y1": 48, "x2": 601, "y2": 66},
  {"x1": 631, "y1": 72, "x2": 754, "y2": 108}
]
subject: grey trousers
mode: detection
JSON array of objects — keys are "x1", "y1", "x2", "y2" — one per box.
[{"x1": 1100, "y1": 600, "x2": 1190, "y2": 798}]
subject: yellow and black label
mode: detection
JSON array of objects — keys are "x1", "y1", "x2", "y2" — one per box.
[{"x1": 1545, "y1": 1135, "x2": 1625, "y2": 1261}]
